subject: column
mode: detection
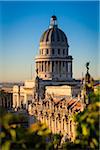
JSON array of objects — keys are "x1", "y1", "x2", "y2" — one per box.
[
  {"x1": 45, "y1": 62, "x2": 46, "y2": 72},
  {"x1": 47, "y1": 61, "x2": 48, "y2": 72},
  {"x1": 66, "y1": 121, "x2": 68, "y2": 135},
  {"x1": 62, "y1": 118, "x2": 64, "y2": 133},
  {"x1": 56, "y1": 117, "x2": 58, "y2": 133},
  {"x1": 64, "y1": 61, "x2": 66, "y2": 74},
  {"x1": 49, "y1": 116, "x2": 51, "y2": 129},
  {"x1": 71, "y1": 62, "x2": 72, "y2": 78},
  {"x1": 40, "y1": 62, "x2": 42, "y2": 72},
  {"x1": 39, "y1": 62, "x2": 41, "y2": 72},
  {"x1": 66, "y1": 62, "x2": 68, "y2": 78},
  {"x1": 41, "y1": 62, "x2": 43, "y2": 72},
  {"x1": 68, "y1": 119, "x2": 71, "y2": 139},
  {"x1": 37, "y1": 62, "x2": 39, "y2": 72},
  {"x1": 61, "y1": 62, "x2": 63, "y2": 73},
  {"x1": 24, "y1": 94, "x2": 28, "y2": 110},
  {"x1": 51, "y1": 117, "x2": 53, "y2": 132},
  {"x1": 58, "y1": 61, "x2": 60, "y2": 74},
  {"x1": 52, "y1": 118, "x2": 55, "y2": 133},
  {"x1": 43, "y1": 62, "x2": 45, "y2": 72},
  {"x1": 41, "y1": 116, "x2": 43, "y2": 123},
  {"x1": 48, "y1": 61, "x2": 50, "y2": 72},
  {"x1": 45, "y1": 61, "x2": 47, "y2": 72},
  {"x1": 55, "y1": 117, "x2": 57, "y2": 133},
  {"x1": 64, "y1": 118, "x2": 67, "y2": 132},
  {"x1": 68, "y1": 62, "x2": 71, "y2": 73},
  {"x1": 38, "y1": 62, "x2": 40, "y2": 72},
  {"x1": 50, "y1": 61, "x2": 52, "y2": 73},
  {"x1": 57, "y1": 61, "x2": 59, "y2": 74},
  {"x1": 59, "y1": 61, "x2": 61, "y2": 75},
  {"x1": 68, "y1": 62, "x2": 71, "y2": 79},
  {"x1": 58, "y1": 119, "x2": 60, "y2": 133},
  {"x1": 17, "y1": 87, "x2": 20, "y2": 108},
  {"x1": 46, "y1": 61, "x2": 48, "y2": 72},
  {"x1": 13, "y1": 94, "x2": 15, "y2": 108}
]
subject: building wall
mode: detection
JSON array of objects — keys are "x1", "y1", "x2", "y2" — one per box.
[
  {"x1": 0, "y1": 90, "x2": 13, "y2": 109},
  {"x1": 45, "y1": 85, "x2": 72, "y2": 97},
  {"x1": 28, "y1": 97, "x2": 80, "y2": 141},
  {"x1": 13, "y1": 80, "x2": 34, "y2": 109}
]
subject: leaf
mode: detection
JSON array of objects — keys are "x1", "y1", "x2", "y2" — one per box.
[
  {"x1": 0, "y1": 132, "x2": 5, "y2": 138},
  {"x1": 10, "y1": 129, "x2": 16, "y2": 141},
  {"x1": 2, "y1": 140, "x2": 11, "y2": 150},
  {"x1": 82, "y1": 124, "x2": 88, "y2": 136},
  {"x1": 92, "y1": 138, "x2": 98, "y2": 146},
  {"x1": 28, "y1": 123, "x2": 39, "y2": 133}
]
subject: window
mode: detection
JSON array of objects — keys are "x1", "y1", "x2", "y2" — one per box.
[
  {"x1": 63, "y1": 61, "x2": 65, "y2": 67},
  {"x1": 47, "y1": 49, "x2": 49, "y2": 54},
  {"x1": 58, "y1": 49, "x2": 60, "y2": 55},
  {"x1": 41, "y1": 49, "x2": 43, "y2": 55},
  {"x1": 42, "y1": 62, "x2": 43, "y2": 72},
  {"x1": 52, "y1": 49, "x2": 54, "y2": 54},
  {"x1": 52, "y1": 61, "x2": 54, "y2": 72},
  {"x1": 63, "y1": 49, "x2": 65, "y2": 55}
]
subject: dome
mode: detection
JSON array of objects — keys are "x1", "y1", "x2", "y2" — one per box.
[
  {"x1": 40, "y1": 28, "x2": 68, "y2": 44},
  {"x1": 40, "y1": 16, "x2": 68, "y2": 45},
  {"x1": 35, "y1": 16, "x2": 73, "y2": 81}
]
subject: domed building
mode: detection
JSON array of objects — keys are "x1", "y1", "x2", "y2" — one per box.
[
  {"x1": 13, "y1": 16, "x2": 81, "y2": 108},
  {"x1": 35, "y1": 16, "x2": 72, "y2": 81},
  {"x1": 34, "y1": 16, "x2": 80, "y2": 100}
]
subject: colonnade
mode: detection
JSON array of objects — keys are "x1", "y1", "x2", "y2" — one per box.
[
  {"x1": 0, "y1": 93, "x2": 12, "y2": 108},
  {"x1": 36, "y1": 61, "x2": 72, "y2": 79},
  {"x1": 13, "y1": 93, "x2": 28, "y2": 109}
]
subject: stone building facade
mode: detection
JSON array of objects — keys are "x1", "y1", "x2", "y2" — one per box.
[
  {"x1": 28, "y1": 95, "x2": 84, "y2": 141},
  {"x1": 13, "y1": 80, "x2": 34, "y2": 109},
  {"x1": 0, "y1": 87, "x2": 13, "y2": 109}
]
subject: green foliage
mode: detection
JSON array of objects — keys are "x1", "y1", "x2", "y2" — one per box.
[
  {"x1": 51, "y1": 133, "x2": 62, "y2": 149},
  {"x1": 1, "y1": 92, "x2": 99, "y2": 150},
  {"x1": 0, "y1": 109, "x2": 55, "y2": 150}
]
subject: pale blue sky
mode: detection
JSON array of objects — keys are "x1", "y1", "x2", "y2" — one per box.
[{"x1": 0, "y1": 1, "x2": 99, "y2": 82}]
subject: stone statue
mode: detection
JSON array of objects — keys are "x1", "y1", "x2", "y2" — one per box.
[{"x1": 86, "y1": 62, "x2": 90, "y2": 72}]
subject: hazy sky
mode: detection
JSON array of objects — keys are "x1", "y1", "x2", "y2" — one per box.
[{"x1": 0, "y1": 1, "x2": 99, "y2": 82}]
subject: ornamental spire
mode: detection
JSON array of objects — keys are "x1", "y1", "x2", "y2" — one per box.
[{"x1": 49, "y1": 15, "x2": 58, "y2": 28}]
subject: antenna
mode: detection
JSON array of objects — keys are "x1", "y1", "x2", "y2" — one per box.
[{"x1": 82, "y1": 72, "x2": 84, "y2": 84}]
